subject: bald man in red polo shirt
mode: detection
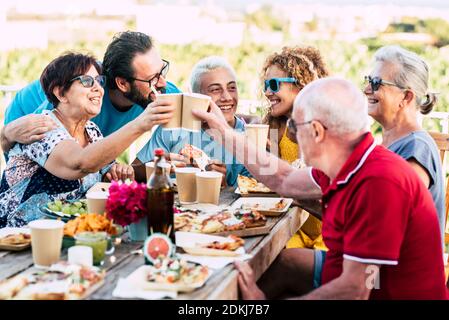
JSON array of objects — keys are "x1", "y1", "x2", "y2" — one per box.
[{"x1": 192, "y1": 77, "x2": 448, "y2": 300}]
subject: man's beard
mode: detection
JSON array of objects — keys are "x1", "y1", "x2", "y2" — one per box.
[{"x1": 124, "y1": 83, "x2": 167, "y2": 109}]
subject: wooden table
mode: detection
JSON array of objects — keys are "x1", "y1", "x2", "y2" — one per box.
[{"x1": 0, "y1": 187, "x2": 309, "y2": 300}]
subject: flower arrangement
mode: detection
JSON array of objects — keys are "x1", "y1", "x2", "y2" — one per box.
[{"x1": 105, "y1": 180, "x2": 148, "y2": 227}]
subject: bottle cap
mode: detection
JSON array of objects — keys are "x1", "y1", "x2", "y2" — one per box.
[{"x1": 154, "y1": 148, "x2": 165, "y2": 157}]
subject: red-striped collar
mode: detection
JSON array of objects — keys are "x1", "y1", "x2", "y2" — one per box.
[{"x1": 324, "y1": 132, "x2": 377, "y2": 194}]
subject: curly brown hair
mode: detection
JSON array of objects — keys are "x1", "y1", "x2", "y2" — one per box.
[{"x1": 262, "y1": 46, "x2": 330, "y2": 128}]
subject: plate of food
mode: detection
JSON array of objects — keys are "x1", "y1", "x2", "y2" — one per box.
[
  {"x1": 236, "y1": 175, "x2": 277, "y2": 197},
  {"x1": 62, "y1": 213, "x2": 122, "y2": 249},
  {"x1": 0, "y1": 227, "x2": 31, "y2": 251},
  {"x1": 40, "y1": 199, "x2": 88, "y2": 222},
  {"x1": 125, "y1": 256, "x2": 211, "y2": 293},
  {"x1": 175, "y1": 208, "x2": 269, "y2": 237},
  {"x1": 230, "y1": 197, "x2": 293, "y2": 216},
  {"x1": 0, "y1": 262, "x2": 105, "y2": 300},
  {"x1": 176, "y1": 232, "x2": 245, "y2": 257}
]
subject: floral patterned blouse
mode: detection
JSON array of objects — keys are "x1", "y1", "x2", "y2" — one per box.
[{"x1": 0, "y1": 110, "x2": 113, "y2": 228}]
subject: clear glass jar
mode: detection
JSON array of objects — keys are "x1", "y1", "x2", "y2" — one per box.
[{"x1": 74, "y1": 232, "x2": 108, "y2": 266}]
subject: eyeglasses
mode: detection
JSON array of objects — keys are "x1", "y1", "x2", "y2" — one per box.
[
  {"x1": 264, "y1": 77, "x2": 297, "y2": 93},
  {"x1": 287, "y1": 117, "x2": 328, "y2": 136},
  {"x1": 364, "y1": 75, "x2": 408, "y2": 92},
  {"x1": 130, "y1": 59, "x2": 170, "y2": 88},
  {"x1": 70, "y1": 75, "x2": 106, "y2": 88}
]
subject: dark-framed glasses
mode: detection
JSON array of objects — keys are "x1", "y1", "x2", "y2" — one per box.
[
  {"x1": 264, "y1": 77, "x2": 297, "y2": 93},
  {"x1": 364, "y1": 75, "x2": 408, "y2": 92},
  {"x1": 130, "y1": 59, "x2": 170, "y2": 88},
  {"x1": 70, "y1": 75, "x2": 106, "y2": 88},
  {"x1": 287, "y1": 117, "x2": 328, "y2": 136}
]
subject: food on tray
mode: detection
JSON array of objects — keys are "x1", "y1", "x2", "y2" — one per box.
[
  {"x1": 174, "y1": 209, "x2": 266, "y2": 234},
  {"x1": 200, "y1": 235, "x2": 244, "y2": 251},
  {"x1": 0, "y1": 262, "x2": 105, "y2": 300},
  {"x1": 240, "y1": 198, "x2": 288, "y2": 212},
  {"x1": 179, "y1": 144, "x2": 210, "y2": 171},
  {"x1": 237, "y1": 175, "x2": 272, "y2": 194},
  {"x1": 146, "y1": 256, "x2": 209, "y2": 287},
  {"x1": 0, "y1": 233, "x2": 31, "y2": 246},
  {"x1": 63, "y1": 213, "x2": 118, "y2": 238},
  {"x1": 46, "y1": 199, "x2": 87, "y2": 216}
]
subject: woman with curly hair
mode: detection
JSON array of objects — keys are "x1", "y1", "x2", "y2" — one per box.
[
  {"x1": 261, "y1": 46, "x2": 329, "y2": 251},
  {"x1": 262, "y1": 46, "x2": 329, "y2": 164}
]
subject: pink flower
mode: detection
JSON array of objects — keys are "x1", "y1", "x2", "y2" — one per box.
[{"x1": 105, "y1": 181, "x2": 148, "y2": 227}]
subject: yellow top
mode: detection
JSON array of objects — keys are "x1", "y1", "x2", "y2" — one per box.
[{"x1": 279, "y1": 128, "x2": 299, "y2": 164}]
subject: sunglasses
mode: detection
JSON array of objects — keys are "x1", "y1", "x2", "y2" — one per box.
[
  {"x1": 364, "y1": 75, "x2": 408, "y2": 92},
  {"x1": 130, "y1": 59, "x2": 170, "y2": 88},
  {"x1": 264, "y1": 77, "x2": 297, "y2": 93},
  {"x1": 287, "y1": 117, "x2": 328, "y2": 136},
  {"x1": 71, "y1": 75, "x2": 106, "y2": 88}
]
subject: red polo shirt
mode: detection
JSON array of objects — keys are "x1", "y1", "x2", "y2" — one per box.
[{"x1": 311, "y1": 132, "x2": 448, "y2": 300}]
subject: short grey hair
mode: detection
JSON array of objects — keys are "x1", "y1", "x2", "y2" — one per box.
[
  {"x1": 374, "y1": 45, "x2": 437, "y2": 114},
  {"x1": 189, "y1": 56, "x2": 237, "y2": 93},
  {"x1": 295, "y1": 77, "x2": 370, "y2": 136}
]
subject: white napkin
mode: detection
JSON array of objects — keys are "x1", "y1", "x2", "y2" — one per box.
[
  {"x1": 178, "y1": 253, "x2": 252, "y2": 270},
  {"x1": 112, "y1": 278, "x2": 177, "y2": 300}
]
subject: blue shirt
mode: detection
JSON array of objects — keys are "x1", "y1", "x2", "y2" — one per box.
[
  {"x1": 388, "y1": 130, "x2": 445, "y2": 242},
  {"x1": 4, "y1": 79, "x2": 181, "y2": 137},
  {"x1": 137, "y1": 117, "x2": 251, "y2": 186}
]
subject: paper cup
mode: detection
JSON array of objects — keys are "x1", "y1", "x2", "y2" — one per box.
[
  {"x1": 182, "y1": 93, "x2": 211, "y2": 131},
  {"x1": 245, "y1": 124, "x2": 269, "y2": 151},
  {"x1": 29, "y1": 219, "x2": 65, "y2": 268},
  {"x1": 175, "y1": 167, "x2": 201, "y2": 204},
  {"x1": 158, "y1": 93, "x2": 183, "y2": 129},
  {"x1": 68, "y1": 245, "x2": 93, "y2": 267},
  {"x1": 146, "y1": 161, "x2": 172, "y2": 182},
  {"x1": 196, "y1": 171, "x2": 223, "y2": 205},
  {"x1": 86, "y1": 191, "x2": 109, "y2": 214}
]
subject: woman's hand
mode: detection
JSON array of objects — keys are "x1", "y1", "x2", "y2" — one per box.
[
  {"x1": 104, "y1": 163, "x2": 135, "y2": 182},
  {"x1": 135, "y1": 100, "x2": 176, "y2": 132}
]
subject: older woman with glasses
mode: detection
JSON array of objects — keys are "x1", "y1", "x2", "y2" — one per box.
[
  {"x1": 364, "y1": 45, "x2": 445, "y2": 243},
  {"x1": 261, "y1": 46, "x2": 329, "y2": 251},
  {"x1": 0, "y1": 52, "x2": 174, "y2": 228}
]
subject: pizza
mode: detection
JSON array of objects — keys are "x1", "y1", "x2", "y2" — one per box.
[
  {"x1": 200, "y1": 235, "x2": 244, "y2": 251},
  {"x1": 237, "y1": 175, "x2": 272, "y2": 194},
  {"x1": 0, "y1": 233, "x2": 31, "y2": 246},
  {"x1": 146, "y1": 256, "x2": 210, "y2": 287},
  {"x1": 179, "y1": 144, "x2": 210, "y2": 171},
  {"x1": 174, "y1": 209, "x2": 266, "y2": 234},
  {"x1": 0, "y1": 262, "x2": 105, "y2": 300},
  {"x1": 240, "y1": 199, "x2": 288, "y2": 212}
]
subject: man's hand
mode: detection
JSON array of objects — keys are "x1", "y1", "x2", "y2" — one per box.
[
  {"x1": 234, "y1": 261, "x2": 266, "y2": 300},
  {"x1": 2, "y1": 114, "x2": 58, "y2": 150},
  {"x1": 191, "y1": 101, "x2": 230, "y2": 142},
  {"x1": 104, "y1": 163, "x2": 135, "y2": 182}
]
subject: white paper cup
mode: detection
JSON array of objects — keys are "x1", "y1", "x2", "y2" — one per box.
[
  {"x1": 182, "y1": 93, "x2": 211, "y2": 131},
  {"x1": 68, "y1": 245, "x2": 93, "y2": 267},
  {"x1": 158, "y1": 93, "x2": 183, "y2": 129},
  {"x1": 86, "y1": 191, "x2": 109, "y2": 214},
  {"x1": 175, "y1": 167, "x2": 201, "y2": 204},
  {"x1": 196, "y1": 171, "x2": 223, "y2": 205},
  {"x1": 29, "y1": 219, "x2": 65, "y2": 268}
]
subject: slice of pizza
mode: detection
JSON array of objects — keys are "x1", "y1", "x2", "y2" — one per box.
[
  {"x1": 235, "y1": 210, "x2": 267, "y2": 228},
  {"x1": 179, "y1": 144, "x2": 210, "y2": 171},
  {"x1": 237, "y1": 175, "x2": 271, "y2": 194}
]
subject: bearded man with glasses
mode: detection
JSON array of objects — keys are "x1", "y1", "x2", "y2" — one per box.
[{"x1": 1, "y1": 31, "x2": 180, "y2": 164}]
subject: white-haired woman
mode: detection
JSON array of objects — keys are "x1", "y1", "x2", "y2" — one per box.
[{"x1": 364, "y1": 45, "x2": 445, "y2": 241}]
